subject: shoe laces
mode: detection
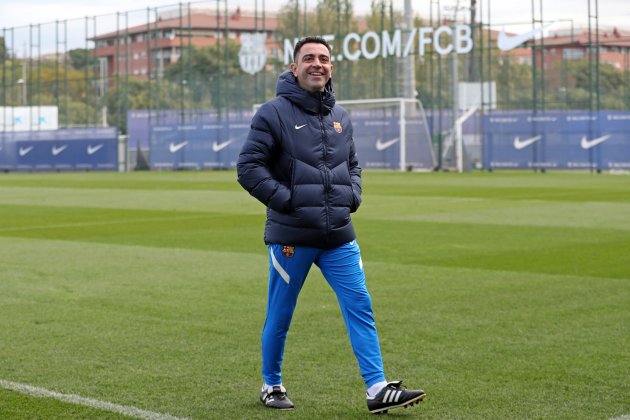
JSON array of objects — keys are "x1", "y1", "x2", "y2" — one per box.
[
  {"x1": 385, "y1": 380, "x2": 405, "y2": 390},
  {"x1": 269, "y1": 386, "x2": 288, "y2": 399}
]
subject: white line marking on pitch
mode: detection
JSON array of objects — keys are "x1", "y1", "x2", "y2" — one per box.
[
  {"x1": 0, "y1": 379, "x2": 188, "y2": 420},
  {"x1": 610, "y1": 415, "x2": 630, "y2": 420}
]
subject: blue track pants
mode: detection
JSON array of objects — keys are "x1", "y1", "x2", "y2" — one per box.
[{"x1": 262, "y1": 240, "x2": 386, "y2": 388}]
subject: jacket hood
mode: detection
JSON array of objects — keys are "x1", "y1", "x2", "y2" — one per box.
[{"x1": 276, "y1": 70, "x2": 336, "y2": 114}]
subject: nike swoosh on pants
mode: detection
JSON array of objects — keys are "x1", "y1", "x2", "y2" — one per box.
[{"x1": 270, "y1": 249, "x2": 290, "y2": 284}]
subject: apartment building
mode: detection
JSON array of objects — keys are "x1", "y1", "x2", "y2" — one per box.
[{"x1": 92, "y1": 6, "x2": 279, "y2": 79}]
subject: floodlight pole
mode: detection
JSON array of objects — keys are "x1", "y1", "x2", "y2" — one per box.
[
  {"x1": 18, "y1": 44, "x2": 28, "y2": 106},
  {"x1": 450, "y1": 2, "x2": 463, "y2": 173},
  {"x1": 452, "y1": 50, "x2": 462, "y2": 172},
  {"x1": 402, "y1": 0, "x2": 415, "y2": 99}
]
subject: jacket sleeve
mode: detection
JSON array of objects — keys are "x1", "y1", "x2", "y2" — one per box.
[
  {"x1": 347, "y1": 120, "x2": 362, "y2": 213},
  {"x1": 237, "y1": 105, "x2": 292, "y2": 213}
]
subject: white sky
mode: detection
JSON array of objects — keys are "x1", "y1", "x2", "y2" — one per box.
[{"x1": 1, "y1": 0, "x2": 628, "y2": 54}]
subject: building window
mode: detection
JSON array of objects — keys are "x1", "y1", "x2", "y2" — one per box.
[{"x1": 563, "y1": 48, "x2": 584, "y2": 60}]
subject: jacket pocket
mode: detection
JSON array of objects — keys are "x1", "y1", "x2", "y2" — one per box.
[{"x1": 350, "y1": 186, "x2": 361, "y2": 213}]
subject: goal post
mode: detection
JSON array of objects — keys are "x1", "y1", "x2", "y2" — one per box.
[{"x1": 338, "y1": 98, "x2": 435, "y2": 171}]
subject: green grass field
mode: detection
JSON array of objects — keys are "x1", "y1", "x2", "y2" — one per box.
[{"x1": 0, "y1": 170, "x2": 628, "y2": 419}]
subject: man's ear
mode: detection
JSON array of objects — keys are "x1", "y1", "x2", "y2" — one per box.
[{"x1": 290, "y1": 63, "x2": 298, "y2": 76}]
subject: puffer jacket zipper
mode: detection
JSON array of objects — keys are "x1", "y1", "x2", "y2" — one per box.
[{"x1": 319, "y1": 100, "x2": 331, "y2": 243}]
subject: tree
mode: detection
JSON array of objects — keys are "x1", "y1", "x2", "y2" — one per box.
[
  {"x1": 163, "y1": 41, "x2": 249, "y2": 110},
  {"x1": 0, "y1": 36, "x2": 6, "y2": 62},
  {"x1": 68, "y1": 48, "x2": 91, "y2": 71},
  {"x1": 100, "y1": 77, "x2": 184, "y2": 133},
  {"x1": 276, "y1": 0, "x2": 359, "y2": 98},
  {"x1": 276, "y1": 0, "x2": 303, "y2": 41},
  {"x1": 358, "y1": 0, "x2": 403, "y2": 99},
  {"x1": 530, "y1": 58, "x2": 628, "y2": 110},
  {"x1": 494, "y1": 56, "x2": 533, "y2": 109}
]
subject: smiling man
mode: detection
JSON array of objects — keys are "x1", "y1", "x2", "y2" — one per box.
[
  {"x1": 237, "y1": 36, "x2": 426, "y2": 414},
  {"x1": 290, "y1": 40, "x2": 332, "y2": 92}
]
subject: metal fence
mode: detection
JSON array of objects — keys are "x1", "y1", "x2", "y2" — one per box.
[{"x1": 1, "y1": 0, "x2": 629, "y2": 169}]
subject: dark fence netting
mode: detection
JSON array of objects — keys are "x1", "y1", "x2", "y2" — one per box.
[{"x1": 1, "y1": 0, "x2": 629, "y2": 171}]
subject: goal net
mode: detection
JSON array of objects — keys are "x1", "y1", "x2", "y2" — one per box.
[{"x1": 338, "y1": 98, "x2": 435, "y2": 171}]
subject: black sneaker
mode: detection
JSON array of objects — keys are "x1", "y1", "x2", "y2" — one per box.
[
  {"x1": 367, "y1": 381, "x2": 425, "y2": 414},
  {"x1": 260, "y1": 385, "x2": 294, "y2": 410}
]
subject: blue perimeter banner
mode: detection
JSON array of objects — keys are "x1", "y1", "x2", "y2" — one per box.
[
  {"x1": 0, "y1": 127, "x2": 118, "y2": 172},
  {"x1": 483, "y1": 110, "x2": 630, "y2": 170},
  {"x1": 131, "y1": 109, "x2": 434, "y2": 170},
  {"x1": 148, "y1": 111, "x2": 252, "y2": 170},
  {"x1": 348, "y1": 108, "x2": 434, "y2": 170}
]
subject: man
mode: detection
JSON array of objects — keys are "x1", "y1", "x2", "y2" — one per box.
[{"x1": 237, "y1": 36, "x2": 425, "y2": 414}]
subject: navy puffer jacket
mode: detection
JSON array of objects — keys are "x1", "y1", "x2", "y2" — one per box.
[{"x1": 237, "y1": 71, "x2": 362, "y2": 249}]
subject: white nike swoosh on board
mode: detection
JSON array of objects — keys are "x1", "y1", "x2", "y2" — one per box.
[
  {"x1": 212, "y1": 139, "x2": 233, "y2": 152},
  {"x1": 295, "y1": 124, "x2": 307, "y2": 130},
  {"x1": 375, "y1": 138, "x2": 400, "y2": 151},
  {"x1": 497, "y1": 24, "x2": 552, "y2": 51},
  {"x1": 580, "y1": 135, "x2": 611, "y2": 149},
  {"x1": 513, "y1": 135, "x2": 542, "y2": 150},
  {"x1": 87, "y1": 144, "x2": 104, "y2": 155},
  {"x1": 19, "y1": 146, "x2": 34, "y2": 156},
  {"x1": 52, "y1": 145, "x2": 68, "y2": 156},
  {"x1": 169, "y1": 141, "x2": 188, "y2": 153}
]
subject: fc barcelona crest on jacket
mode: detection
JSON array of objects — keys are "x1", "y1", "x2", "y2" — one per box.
[
  {"x1": 281, "y1": 245, "x2": 295, "y2": 258},
  {"x1": 333, "y1": 121, "x2": 342, "y2": 133}
]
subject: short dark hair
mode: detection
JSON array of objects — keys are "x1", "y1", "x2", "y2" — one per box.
[{"x1": 293, "y1": 36, "x2": 332, "y2": 63}]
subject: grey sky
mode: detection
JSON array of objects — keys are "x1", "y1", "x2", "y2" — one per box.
[
  {"x1": 1, "y1": 0, "x2": 628, "y2": 54},
  {"x1": 2, "y1": 0, "x2": 629, "y2": 27}
]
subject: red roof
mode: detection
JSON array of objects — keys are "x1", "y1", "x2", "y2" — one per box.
[
  {"x1": 541, "y1": 28, "x2": 630, "y2": 48},
  {"x1": 94, "y1": 10, "x2": 278, "y2": 40}
]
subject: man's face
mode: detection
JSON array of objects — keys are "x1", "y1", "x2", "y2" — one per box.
[{"x1": 290, "y1": 42, "x2": 333, "y2": 93}]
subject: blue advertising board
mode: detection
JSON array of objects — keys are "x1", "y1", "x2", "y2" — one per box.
[
  {"x1": 351, "y1": 111, "x2": 401, "y2": 169},
  {"x1": 0, "y1": 127, "x2": 118, "y2": 172},
  {"x1": 132, "y1": 108, "x2": 435, "y2": 171},
  {"x1": 482, "y1": 111, "x2": 630, "y2": 170},
  {"x1": 149, "y1": 118, "x2": 252, "y2": 170}
]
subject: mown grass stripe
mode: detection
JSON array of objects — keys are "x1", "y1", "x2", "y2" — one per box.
[
  {"x1": 0, "y1": 213, "x2": 217, "y2": 233},
  {"x1": 1, "y1": 171, "x2": 628, "y2": 418},
  {"x1": 0, "y1": 379, "x2": 188, "y2": 420}
]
